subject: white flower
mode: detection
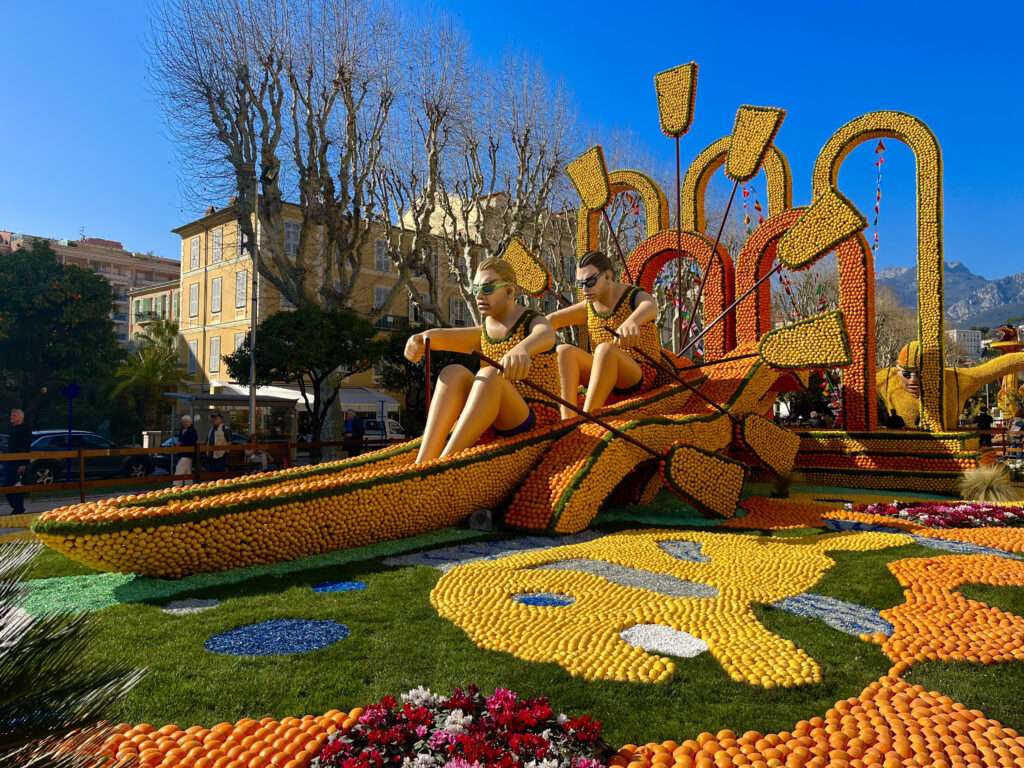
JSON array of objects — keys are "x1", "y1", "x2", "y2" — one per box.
[
  {"x1": 524, "y1": 760, "x2": 560, "y2": 768},
  {"x1": 443, "y1": 708, "x2": 473, "y2": 734},
  {"x1": 403, "y1": 755, "x2": 439, "y2": 768},
  {"x1": 556, "y1": 713, "x2": 569, "y2": 725},
  {"x1": 402, "y1": 686, "x2": 444, "y2": 707}
]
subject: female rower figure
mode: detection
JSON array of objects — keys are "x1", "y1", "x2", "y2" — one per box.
[
  {"x1": 404, "y1": 257, "x2": 560, "y2": 464},
  {"x1": 547, "y1": 250, "x2": 663, "y2": 419}
]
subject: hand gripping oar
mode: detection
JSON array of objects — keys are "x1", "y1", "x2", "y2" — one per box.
[
  {"x1": 471, "y1": 349, "x2": 746, "y2": 517},
  {"x1": 602, "y1": 326, "x2": 739, "y2": 424}
]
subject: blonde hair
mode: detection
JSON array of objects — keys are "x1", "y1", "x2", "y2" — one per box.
[{"x1": 476, "y1": 257, "x2": 518, "y2": 288}]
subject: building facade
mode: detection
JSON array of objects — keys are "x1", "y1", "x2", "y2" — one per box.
[
  {"x1": 128, "y1": 279, "x2": 181, "y2": 342},
  {"x1": 946, "y1": 328, "x2": 983, "y2": 361},
  {"x1": 0, "y1": 231, "x2": 180, "y2": 344},
  {"x1": 171, "y1": 204, "x2": 463, "y2": 393}
]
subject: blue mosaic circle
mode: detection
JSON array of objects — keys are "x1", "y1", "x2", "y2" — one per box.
[
  {"x1": 205, "y1": 619, "x2": 349, "y2": 656},
  {"x1": 312, "y1": 580, "x2": 368, "y2": 593},
  {"x1": 513, "y1": 592, "x2": 575, "y2": 607}
]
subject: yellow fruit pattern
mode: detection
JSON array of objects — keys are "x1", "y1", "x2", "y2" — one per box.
[
  {"x1": 654, "y1": 62, "x2": 698, "y2": 137},
  {"x1": 776, "y1": 189, "x2": 866, "y2": 270},
  {"x1": 725, "y1": 106, "x2": 786, "y2": 182},
  {"x1": 741, "y1": 414, "x2": 801, "y2": 477},
  {"x1": 501, "y1": 237, "x2": 551, "y2": 297},
  {"x1": 758, "y1": 311, "x2": 851, "y2": 369},
  {"x1": 431, "y1": 529, "x2": 911, "y2": 687},
  {"x1": 566, "y1": 145, "x2": 612, "y2": 210}
]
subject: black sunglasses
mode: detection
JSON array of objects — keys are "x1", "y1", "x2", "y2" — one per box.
[
  {"x1": 575, "y1": 274, "x2": 602, "y2": 290},
  {"x1": 900, "y1": 369, "x2": 919, "y2": 379}
]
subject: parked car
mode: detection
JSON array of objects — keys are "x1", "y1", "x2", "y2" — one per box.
[
  {"x1": 362, "y1": 418, "x2": 406, "y2": 444},
  {"x1": 25, "y1": 431, "x2": 154, "y2": 485}
]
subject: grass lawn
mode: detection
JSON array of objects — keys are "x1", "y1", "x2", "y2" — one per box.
[{"x1": 21, "y1": 491, "x2": 1024, "y2": 746}]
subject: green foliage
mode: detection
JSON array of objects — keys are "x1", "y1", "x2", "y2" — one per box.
[
  {"x1": 114, "y1": 319, "x2": 186, "y2": 430},
  {"x1": 378, "y1": 326, "x2": 461, "y2": 435},
  {"x1": 0, "y1": 241, "x2": 123, "y2": 425},
  {"x1": 0, "y1": 542, "x2": 143, "y2": 766},
  {"x1": 224, "y1": 306, "x2": 386, "y2": 443}
]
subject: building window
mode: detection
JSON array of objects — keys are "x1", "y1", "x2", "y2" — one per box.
[
  {"x1": 134, "y1": 299, "x2": 142, "y2": 318},
  {"x1": 172, "y1": 291, "x2": 180, "y2": 321},
  {"x1": 209, "y1": 336, "x2": 221, "y2": 373},
  {"x1": 235, "y1": 270, "x2": 248, "y2": 308},
  {"x1": 374, "y1": 239, "x2": 389, "y2": 272},
  {"x1": 234, "y1": 332, "x2": 246, "y2": 352},
  {"x1": 211, "y1": 276, "x2": 222, "y2": 313},
  {"x1": 188, "y1": 283, "x2": 199, "y2": 317},
  {"x1": 374, "y1": 286, "x2": 389, "y2": 310},
  {"x1": 190, "y1": 237, "x2": 200, "y2": 270},
  {"x1": 284, "y1": 221, "x2": 300, "y2": 258},
  {"x1": 212, "y1": 227, "x2": 223, "y2": 263},
  {"x1": 449, "y1": 297, "x2": 471, "y2": 327},
  {"x1": 187, "y1": 340, "x2": 198, "y2": 374}
]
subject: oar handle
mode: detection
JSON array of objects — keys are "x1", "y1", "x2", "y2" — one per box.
[
  {"x1": 602, "y1": 326, "x2": 737, "y2": 422},
  {"x1": 471, "y1": 350, "x2": 659, "y2": 458}
]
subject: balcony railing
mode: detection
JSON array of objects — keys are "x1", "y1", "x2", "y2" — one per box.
[
  {"x1": 133, "y1": 311, "x2": 163, "y2": 323},
  {"x1": 373, "y1": 314, "x2": 409, "y2": 331}
]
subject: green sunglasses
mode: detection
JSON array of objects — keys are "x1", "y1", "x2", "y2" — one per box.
[{"x1": 471, "y1": 280, "x2": 513, "y2": 296}]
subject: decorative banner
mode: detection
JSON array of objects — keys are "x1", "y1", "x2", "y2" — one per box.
[{"x1": 872, "y1": 139, "x2": 886, "y2": 253}]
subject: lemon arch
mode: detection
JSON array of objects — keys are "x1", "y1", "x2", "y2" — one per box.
[
  {"x1": 575, "y1": 169, "x2": 670, "y2": 256},
  {"x1": 813, "y1": 111, "x2": 944, "y2": 430}
]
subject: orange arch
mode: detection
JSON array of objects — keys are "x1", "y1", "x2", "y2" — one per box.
[
  {"x1": 626, "y1": 230, "x2": 735, "y2": 359},
  {"x1": 735, "y1": 209, "x2": 877, "y2": 430}
]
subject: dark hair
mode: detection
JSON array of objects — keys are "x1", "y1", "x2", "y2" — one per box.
[{"x1": 578, "y1": 250, "x2": 614, "y2": 274}]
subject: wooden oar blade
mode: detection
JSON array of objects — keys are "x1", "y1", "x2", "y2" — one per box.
[
  {"x1": 742, "y1": 413, "x2": 800, "y2": 477},
  {"x1": 654, "y1": 62, "x2": 698, "y2": 137},
  {"x1": 502, "y1": 237, "x2": 552, "y2": 297},
  {"x1": 660, "y1": 444, "x2": 745, "y2": 518},
  {"x1": 726, "y1": 105, "x2": 786, "y2": 182},
  {"x1": 777, "y1": 188, "x2": 866, "y2": 269},
  {"x1": 566, "y1": 145, "x2": 612, "y2": 210},
  {"x1": 759, "y1": 309, "x2": 852, "y2": 369}
]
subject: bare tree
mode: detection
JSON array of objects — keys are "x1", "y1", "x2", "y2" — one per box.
[{"x1": 876, "y1": 285, "x2": 918, "y2": 368}]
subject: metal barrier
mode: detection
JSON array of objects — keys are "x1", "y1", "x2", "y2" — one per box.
[{"x1": 0, "y1": 439, "x2": 395, "y2": 502}]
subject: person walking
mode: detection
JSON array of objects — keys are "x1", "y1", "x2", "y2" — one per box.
[
  {"x1": 342, "y1": 410, "x2": 365, "y2": 458},
  {"x1": 173, "y1": 414, "x2": 198, "y2": 487},
  {"x1": 205, "y1": 412, "x2": 231, "y2": 473},
  {"x1": 4, "y1": 408, "x2": 32, "y2": 515},
  {"x1": 974, "y1": 406, "x2": 994, "y2": 448}
]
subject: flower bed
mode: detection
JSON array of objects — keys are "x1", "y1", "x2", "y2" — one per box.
[
  {"x1": 313, "y1": 686, "x2": 610, "y2": 768},
  {"x1": 851, "y1": 500, "x2": 1023, "y2": 528}
]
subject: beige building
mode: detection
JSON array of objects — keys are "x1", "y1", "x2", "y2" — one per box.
[
  {"x1": 128, "y1": 279, "x2": 181, "y2": 342},
  {"x1": 0, "y1": 230, "x2": 180, "y2": 344},
  {"x1": 171, "y1": 204, "x2": 464, "y2": 395}
]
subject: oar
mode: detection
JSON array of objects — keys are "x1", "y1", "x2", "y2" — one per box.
[
  {"x1": 565, "y1": 145, "x2": 635, "y2": 283},
  {"x1": 682, "y1": 105, "x2": 786, "y2": 347},
  {"x1": 602, "y1": 326, "x2": 739, "y2": 423}
]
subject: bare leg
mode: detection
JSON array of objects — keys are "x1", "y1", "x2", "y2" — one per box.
[
  {"x1": 583, "y1": 342, "x2": 643, "y2": 413},
  {"x1": 441, "y1": 367, "x2": 531, "y2": 458},
  {"x1": 556, "y1": 344, "x2": 593, "y2": 419},
  {"x1": 417, "y1": 364, "x2": 475, "y2": 463}
]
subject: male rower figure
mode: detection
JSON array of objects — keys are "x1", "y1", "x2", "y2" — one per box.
[
  {"x1": 547, "y1": 250, "x2": 663, "y2": 419},
  {"x1": 404, "y1": 257, "x2": 560, "y2": 463}
]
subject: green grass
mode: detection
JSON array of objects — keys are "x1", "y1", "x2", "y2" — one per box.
[{"x1": 20, "y1": 512, "x2": 1024, "y2": 745}]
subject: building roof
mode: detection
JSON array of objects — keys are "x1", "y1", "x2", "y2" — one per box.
[{"x1": 128, "y1": 279, "x2": 179, "y2": 297}]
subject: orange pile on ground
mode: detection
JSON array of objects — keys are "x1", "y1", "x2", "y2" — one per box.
[
  {"x1": 882, "y1": 554, "x2": 1024, "y2": 665},
  {"x1": 725, "y1": 497, "x2": 828, "y2": 529},
  {"x1": 99, "y1": 708, "x2": 362, "y2": 768},
  {"x1": 615, "y1": 671, "x2": 1024, "y2": 768}
]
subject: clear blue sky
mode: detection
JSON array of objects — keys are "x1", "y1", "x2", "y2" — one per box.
[{"x1": 2, "y1": 1, "x2": 1021, "y2": 279}]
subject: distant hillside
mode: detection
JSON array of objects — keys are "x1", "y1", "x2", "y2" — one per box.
[{"x1": 877, "y1": 260, "x2": 1024, "y2": 329}]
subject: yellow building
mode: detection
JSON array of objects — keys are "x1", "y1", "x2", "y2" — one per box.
[
  {"x1": 128, "y1": 279, "x2": 180, "y2": 342},
  {"x1": 170, "y1": 204, "x2": 463, "y2": 395}
]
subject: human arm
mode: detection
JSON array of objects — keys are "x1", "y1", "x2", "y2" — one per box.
[
  {"x1": 501, "y1": 314, "x2": 557, "y2": 381},
  {"x1": 404, "y1": 326, "x2": 482, "y2": 363},
  {"x1": 616, "y1": 290, "x2": 658, "y2": 349},
  {"x1": 546, "y1": 301, "x2": 587, "y2": 331}
]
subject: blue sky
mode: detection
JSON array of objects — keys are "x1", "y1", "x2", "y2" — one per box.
[{"x1": 2, "y1": 1, "x2": 1021, "y2": 279}]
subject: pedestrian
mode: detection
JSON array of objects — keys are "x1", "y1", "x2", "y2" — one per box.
[
  {"x1": 974, "y1": 406, "x2": 994, "y2": 448},
  {"x1": 173, "y1": 414, "x2": 198, "y2": 487},
  {"x1": 4, "y1": 408, "x2": 32, "y2": 515},
  {"x1": 342, "y1": 410, "x2": 365, "y2": 457},
  {"x1": 206, "y1": 412, "x2": 231, "y2": 473}
]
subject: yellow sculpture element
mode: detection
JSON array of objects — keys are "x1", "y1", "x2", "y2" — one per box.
[
  {"x1": 681, "y1": 137, "x2": 792, "y2": 233},
  {"x1": 776, "y1": 189, "x2": 866, "y2": 269},
  {"x1": 813, "y1": 111, "x2": 944, "y2": 430},
  {"x1": 431, "y1": 530, "x2": 912, "y2": 687},
  {"x1": 576, "y1": 169, "x2": 669, "y2": 257},
  {"x1": 726, "y1": 106, "x2": 786, "y2": 182},
  {"x1": 565, "y1": 146, "x2": 611, "y2": 211},
  {"x1": 654, "y1": 62, "x2": 698, "y2": 137},
  {"x1": 758, "y1": 310, "x2": 851, "y2": 369},
  {"x1": 742, "y1": 413, "x2": 801, "y2": 476},
  {"x1": 877, "y1": 340, "x2": 1024, "y2": 429},
  {"x1": 501, "y1": 238, "x2": 551, "y2": 297}
]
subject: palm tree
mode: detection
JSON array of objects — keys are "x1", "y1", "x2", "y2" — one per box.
[
  {"x1": 114, "y1": 319, "x2": 187, "y2": 430},
  {"x1": 0, "y1": 542, "x2": 143, "y2": 766}
]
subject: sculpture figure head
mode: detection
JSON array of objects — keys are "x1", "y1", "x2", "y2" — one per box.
[
  {"x1": 472, "y1": 258, "x2": 518, "y2": 320},
  {"x1": 896, "y1": 340, "x2": 922, "y2": 397}
]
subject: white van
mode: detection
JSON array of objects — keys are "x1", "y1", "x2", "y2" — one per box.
[{"x1": 362, "y1": 417, "x2": 406, "y2": 443}]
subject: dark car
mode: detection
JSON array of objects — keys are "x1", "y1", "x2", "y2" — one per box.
[{"x1": 26, "y1": 431, "x2": 153, "y2": 485}]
